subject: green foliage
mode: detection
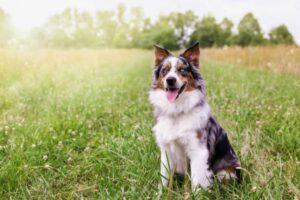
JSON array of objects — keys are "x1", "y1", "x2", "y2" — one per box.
[
  {"x1": 0, "y1": 6, "x2": 297, "y2": 48},
  {"x1": 95, "y1": 10, "x2": 117, "y2": 46},
  {"x1": 237, "y1": 13, "x2": 265, "y2": 46},
  {"x1": 189, "y1": 16, "x2": 220, "y2": 47},
  {"x1": 45, "y1": 8, "x2": 74, "y2": 47},
  {"x1": 269, "y1": 25, "x2": 295, "y2": 45},
  {"x1": 73, "y1": 11, "x2": 97, "y2": 47},
  {"x1": 189, "y1": 16, "x2": 236, "y2": 47},
  {"x1": 164, "y1": 11, "x2": 197, "y2": 46},
  {"x1": 219, "y1": 17, "x2": 234, "y2": 46},
  {"x1": 142, "y1": 15, "x2": 180, "y2": 50},
  {"x1": 150, "y1": 27, "x2": 180, "y2": 50}
]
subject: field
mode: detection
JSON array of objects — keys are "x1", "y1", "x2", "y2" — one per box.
[{"x1": 0, "y1": 46, "x2": 299, "y2": 199}]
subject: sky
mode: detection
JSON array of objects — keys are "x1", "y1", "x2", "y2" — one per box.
[{"x1": 0, "y1": 0, "x2": 299, "y2": 44}]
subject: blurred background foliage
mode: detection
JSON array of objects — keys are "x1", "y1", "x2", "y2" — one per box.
[{"x1": 0, "y1": 5, "x2": 296, "y2": 49}]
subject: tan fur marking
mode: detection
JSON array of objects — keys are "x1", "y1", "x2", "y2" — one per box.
[
  {"x1": 164, "y1": 62, "x2": 172, "y2": 70},
  {"x1": 196, "y1": 130, "x2": 203, "y2": 140},
  {"x1": 155, "y1": 75, "x2": 164, "y2": 90},
  {"x1": 154, "y1": 62, "x2": 172, "y2": 90},
  {"x1": 224, "y1": 166, "x2": 236, "y2": 173},
  {"x1": 176, "y1": 62, "x2": 196, "y2": 91}
]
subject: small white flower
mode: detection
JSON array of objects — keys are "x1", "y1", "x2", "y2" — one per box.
[
  {"x1": 44, "y1": 164, "x2": 51, "y2": 169},
  {"x1": 31, "y1": 144, "x2": 36, "y2": 148},
  {"x1": 43, "y1": 155, "x2": 48, "y2": 161},
  {"x1": 67, "y1": 157, "x2": 72, "y2": 163}
]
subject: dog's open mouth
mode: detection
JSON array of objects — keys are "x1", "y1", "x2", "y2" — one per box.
[{"x1": 166, "y1": 83, "x2": 186, "y2": 102}]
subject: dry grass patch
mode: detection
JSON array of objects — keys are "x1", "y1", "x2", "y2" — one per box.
[{"x1": 202, "y1": 45, "x2": 300, "y2": 76}]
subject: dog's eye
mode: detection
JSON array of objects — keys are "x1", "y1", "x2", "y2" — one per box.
[
  {"x1": 179, "y1": 68, "x2": 188, "y2": 76},
  {"x1": 161, "y1": 68, "x2": 168, "y2": 76}
]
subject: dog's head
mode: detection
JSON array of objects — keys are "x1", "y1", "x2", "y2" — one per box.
[{"x1": 152, "y1": 42, "x2": 204, "y2": 102}]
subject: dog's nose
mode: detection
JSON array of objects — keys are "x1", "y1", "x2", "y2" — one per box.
[{"x1": 166, "y1": 77, "x2": 176, "y2": 86}]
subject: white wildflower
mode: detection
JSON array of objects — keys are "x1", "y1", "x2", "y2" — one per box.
[
  {"x1": 44, "y1": 164, "x2": 51, "y2": 169},
  {"x1": 43, "y1": 155, "x2": 48, "y2": 161}
]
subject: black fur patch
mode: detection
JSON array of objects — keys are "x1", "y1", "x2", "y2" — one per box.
[{"x1": 205, "y1": 116, "x2": 241, "y2": 181}]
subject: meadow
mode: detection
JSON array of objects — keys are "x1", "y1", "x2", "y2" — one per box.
[{"x1": 0, "y1": 46, "x2": 299, "y2": 199}]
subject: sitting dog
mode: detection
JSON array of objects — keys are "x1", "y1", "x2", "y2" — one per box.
[{"x1": 149, "y1": 42, "x2": 241, "y2": 190}]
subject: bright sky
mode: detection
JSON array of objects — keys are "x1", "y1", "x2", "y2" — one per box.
[{"x1": 0, "y1": 0, "x2": 299, "y2": 44}]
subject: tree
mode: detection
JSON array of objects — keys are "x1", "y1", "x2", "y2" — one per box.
[
  {"x1": 141, "y1": 16, "x2": 180, "y2": 50},
  {"x1": 73, "y1": 10, "x2": 97, "y2": 47},
  {"x1": 22, "y1": 6, "x2": 296, "y2": 49},
  {"x1": 237, "y1": 13, "x2": 265, "y2": 46},
  {"x1": 128, "y1": 7, "x2": 146, "y2": 48},
  {"x1": 95, "y1": 10, "x2": 117, "y2": 47},
  {"x1": 165, "y1": 11, "x2": 197, "y2": 47},
  {"x1": 269, "y1": 25, "x2": 295, "y2": 45},
  {"x1": 45, "y1": 8, "x2": 74, "y2": 47},
  {"x1": 189, "y1": 16, "x2": 220, "y2": 48},
  {"x1": 218, "y1": 17, "x2": 234, "y2": 46},
  {"x1": 111, "y1": 3, "x2": 130, "y2": 47}
]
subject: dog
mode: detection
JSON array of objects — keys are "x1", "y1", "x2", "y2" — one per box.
[{"x1": 149, "y1": 42, "x2": 241, "y2": 190}]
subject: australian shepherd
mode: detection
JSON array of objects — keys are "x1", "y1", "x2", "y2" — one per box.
[{"x1": 149, "y1": 43, "x2": 241, "y2": 190}]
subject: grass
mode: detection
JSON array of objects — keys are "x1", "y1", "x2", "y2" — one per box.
[
  {"x1": 203, "y1": 45, "x2": 300, "y2": 76},
  {"x1": 0, "y1": 47, "x2": 299, "y2": 199}
]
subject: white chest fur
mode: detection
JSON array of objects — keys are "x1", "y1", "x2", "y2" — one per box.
[{"x1": 153, "y1": 102, "x2": 210, "y2": 147}]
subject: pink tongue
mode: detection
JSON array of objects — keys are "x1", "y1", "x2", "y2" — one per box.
[{"x1": 166, "y1": 90, "x2": 179, "y2": 102}]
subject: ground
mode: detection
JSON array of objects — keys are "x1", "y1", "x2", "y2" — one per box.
[{"x1": 0, "y1": 47, "x2": 299, "y2": 199}]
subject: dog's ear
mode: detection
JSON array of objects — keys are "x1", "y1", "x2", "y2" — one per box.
[
  {"x1": 154, "y1": 45, "x2": 171, "y2": 67},
  {"x1": 180, "y1": 42, "x2": 200, "y2": 67}
]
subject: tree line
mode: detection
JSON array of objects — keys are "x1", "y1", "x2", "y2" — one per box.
[{"x1": 0, "y1": 5, "x2": 296, "y2": 49}]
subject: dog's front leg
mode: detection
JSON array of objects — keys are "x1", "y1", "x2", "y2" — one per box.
[
  {"x1": 189, "y1": 147, "x2": 212, "y2": 190},
  {"x1": 160, "y1": 145, "x2": 174, "y2": 187}
]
